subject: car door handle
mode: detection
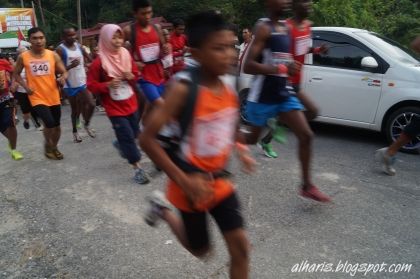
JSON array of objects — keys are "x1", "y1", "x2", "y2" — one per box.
[{"x1": 311, "y1": 77, "x2": 323, "y2": 81}]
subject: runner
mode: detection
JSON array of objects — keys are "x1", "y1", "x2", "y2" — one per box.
[
  {"x1": 140, "y1": 11, "x2": 253, "y2": 279},
  {"x1": 123, "y1": 0, "x2": 167, "y2": 112},
  {"x1": 13, "y1": 27, "x2": 68, "y2": 160},
  {"x1": 56, "y1": 27, "x2": 96, "y2": 143},
  {"x1": 11, "y1": 46, "x2": 42, "y2": 130},
  {"x1": 87, "y1": 24, "x2": 149, "y2": 185},
  {"x1": 376, "y1": 35, "x2": 420, "y2": 175},
  {"x1": 243, "y1": 0, "x2": 331, "y2": 202},
  {"x1": 162, "y1": 28, "x2": 174, "y2": 81},
  {"x1": 0, "y1": 54, "x2": 23, "y2": 160},
  {"x1": 169, "y1": 19, "x2": 187, "y2": 74}
]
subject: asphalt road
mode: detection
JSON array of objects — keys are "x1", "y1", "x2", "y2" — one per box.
[{"x1": 1, "y1": 105, "x2": 419, "y2": 279}]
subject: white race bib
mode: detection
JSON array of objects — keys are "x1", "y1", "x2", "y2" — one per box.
[
  {"x1": 191, "y1": 108, "x2": 238, "y2": 157},
  {"x1": 30, "y1": 61, "x2": 51, "y2": 76},
  {"x1": 140, "y1": 43, "x2": 160, "y2": 63},
  {"x1": 110, "y1": 81, "x2": 133, "y2": 101},
  {"x1": 295, "y1": 35, "x2": 311, "y2": 56},
  {"x1": 162, "y1": 54, "x2": 174, "y2": 69}
]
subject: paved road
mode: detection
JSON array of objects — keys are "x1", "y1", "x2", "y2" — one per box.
[{"x1": 1, "y1": 106, "x2": 419, "y2": 279}]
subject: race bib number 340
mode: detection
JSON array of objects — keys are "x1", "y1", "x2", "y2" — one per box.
[{"x1": 30, "y1": 61, "x2": 51, "y2": 76}]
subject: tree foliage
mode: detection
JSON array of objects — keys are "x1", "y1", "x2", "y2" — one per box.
[{"x1": 8, "y1": 0, "x2": 420, "y2": 46}]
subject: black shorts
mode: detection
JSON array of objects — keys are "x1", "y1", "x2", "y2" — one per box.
[
  {"x1": 14, "y1": 92, "x2": 32, "y2": 114},
  {"x1": 292, "y1": 84, "x2": 301, "y2": 94},
  {"x1": 180, "y1": 192, "x2": 244, "y2": 251},
  {"x1": 404, "y1": 115, "x2": 420, "y2": 138},
  {"x1": 33, "y1": 105, "x2": 61, "y2": 128},
  {"x1": 0, "y1": 99, "x2": 15, "y2": 133}
]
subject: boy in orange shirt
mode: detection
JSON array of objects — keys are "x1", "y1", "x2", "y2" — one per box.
[{"x1": 140, "y1": 11, "x2": 254, "y2": 279}]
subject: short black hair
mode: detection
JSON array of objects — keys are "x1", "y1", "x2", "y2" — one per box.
[
  {"x1": 186, "y1": 11, "x2": 228, "y2": 48},
  {"x1": 132, "y1": 0, "x2": 151, "y2": 12},
  {"x1": 173, "y1": 19, "x2": 185, "y2": 28},
  {"x1": 62, "y1": 27, "x2": 76, "y2": 34},
  {"x1": 28, "y1": 27, "x2": 45, "y2": 39}
]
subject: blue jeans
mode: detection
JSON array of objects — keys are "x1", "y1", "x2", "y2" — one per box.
[{"x1": 109, "y1": 112, "x2": 141, "y2": 164}]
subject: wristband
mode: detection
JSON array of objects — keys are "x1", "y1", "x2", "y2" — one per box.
[
  {"x1": 312, "y1": 47, "x2": 322, "y2": 55},
  {"x1": 277, "y1": 64, "x2": 288, "y2": 75},
  {"x1": 236, "y1": 142, "x2": 250, "y2": 153}
]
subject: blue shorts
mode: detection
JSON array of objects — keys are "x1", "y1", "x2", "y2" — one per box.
[
  {"x1": 63, "y1": 85, "x2": 87, "y2": 97},
  {"x1": 138, "y1": 80, "x2": 164, "y2": 103},
  {"x1": 245, "y1": 96, "x2": 304, "y2": 127}
]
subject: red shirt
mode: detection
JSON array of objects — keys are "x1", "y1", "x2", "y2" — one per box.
[
  {"x1": 87, "y1": 57, "x2": 139, "y2": 117},
  {"x1": 169, "y1": 33, "x2": 187, "y2": 73},
  {"x1": 134, "y1": 24, "x2": 164, "y2": 85},
  {"x1": 286, "y1": 18, "x2": 312, "y2": 85},
  {"x1": 0, "y1": 59, "x2": 13, "y2": 97}
]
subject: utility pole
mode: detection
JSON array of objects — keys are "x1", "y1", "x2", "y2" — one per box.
[
  {"x1": 21, "y1": 0, "x2": 24, "y2": 8},
  {"x1": 37, "y1": 0, "x2": 46, "y2": 26},
  {"x1": 77, "y1": 0, "x2": 82, "y2": 44}
]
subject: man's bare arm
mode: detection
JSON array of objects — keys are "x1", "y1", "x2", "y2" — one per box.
[
  {"x1": 54, "y1": 52, "x2": 68, "y2": 86},
  {"x1": 12, "y1": 56, "x2": 31, "y2": 93}
]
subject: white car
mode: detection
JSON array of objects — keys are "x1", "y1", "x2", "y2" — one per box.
[{"x1": 239, "y1": 27, "x2": 420, "y2": 152}]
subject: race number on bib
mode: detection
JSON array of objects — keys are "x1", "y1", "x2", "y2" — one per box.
[
  {"x1": 110, "y1": 81, "x2": 133, "y2": 101},
  {"x1": 191, "y1": 108, "x2": 238, "y2": 157},
  {"x1": 162, "y1": 54, "x2": 174, "y2": 69},
  {"x1": 30, "y1": 61, "x2": 51, "y2": 76},
  {"x1": 140, "y1": 43, "x2": 160, "y2": 63},
  {"x1": 295, "y1": 35, "x2": 311, "y2": 56}
]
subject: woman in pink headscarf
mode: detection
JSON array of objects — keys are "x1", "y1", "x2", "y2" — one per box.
[{"x1": 87, "y1": 24, "x2": 150, "y2": 185}]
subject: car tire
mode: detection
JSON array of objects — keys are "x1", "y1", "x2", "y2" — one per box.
[
  {"x1": 385, "y1": 106, "x2": 420, "y2": 154},
  {"x1": 239, "y1": 88, "x2": 250, "y2": 125}
]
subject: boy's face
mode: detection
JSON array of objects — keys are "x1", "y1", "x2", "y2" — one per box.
[
  {"x1": 175, "y1": 25, "x2": 185, "y2": 36},
  {"x1": 294, "y1": 0, "x2": 312, "y2": 18},
  {"x1": 193, "y1": 30, "x2": 235, "y2": 76},
  {"x1": 267, "y1": 0, "x2": 292, "y2": 16},
  {"x1": 242, "y1": 29, "x2": 251, "y2": 42},
  {"x1": 30, "y1": 31, "x2": 46, "y2": 51},
  {"x1": 134, "y1": 6, "x2": 153, "y2": 26}
]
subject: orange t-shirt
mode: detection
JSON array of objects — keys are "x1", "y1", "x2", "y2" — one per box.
[
  {"x1": 167, "y1": 82, "x2": 239, "y2": 212},
  {"x1": 22, "y1": 50, "x2": 60, "y2": 107}
]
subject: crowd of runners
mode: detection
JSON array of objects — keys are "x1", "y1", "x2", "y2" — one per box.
[{"x1": 1, "y1": 0, "x2": 419, "y2": 278}]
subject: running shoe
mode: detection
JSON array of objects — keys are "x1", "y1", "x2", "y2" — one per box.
[
  {"x1": 53, "y1": 148, "x2": 64, "y2": 160},
  {"x1": 84, "y1": 126, "x2": 96, "y2": 138},
  {"x1": 9, "y1": 149, "x2": 23, "y2": 161},
  {"x1": 23, "y1": 121, "x2": 30, "y2": 129},
  {"x1": 134, "y1": 168, "x2": 150, "y2": 185},
  {"x1": 300, "y1": 185, "x2": 331, "y2": 203},
  {"x1": 144, "y1": 190, "x2": 171, "y2": 227},
  {"x1": 73, "y1": 132, "x2": 83, "y2": 143},
  {"x1": 375, "y1": 147, "x2": 396, "y2": 176},
  {"x1": 96, "y1": 106, "x2": 105, "y2": 113},
  {"x1": 258, "y1": 142, "x2": 278, "y2": 158},
  {"x1": 267, "y1": 118, "x2": 287, "y2": 144},
  {"x1": 44, "y1": 145, "x2": 58, "y2": 160},
  {"x1": 112, "y1": 140, "x2": 127, "y2": 159}
]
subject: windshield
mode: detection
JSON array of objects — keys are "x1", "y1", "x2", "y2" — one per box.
[{"x1": 357, "y1": 32, "x2": 420, "y2": 65}]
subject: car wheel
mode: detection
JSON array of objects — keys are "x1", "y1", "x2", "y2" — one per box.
[
  {"x1": 385, "y1": 106, "x2": 420, "y2": 154},
  {"x1": 239, "y1": 88, "x2": 250, "y2": 125}
]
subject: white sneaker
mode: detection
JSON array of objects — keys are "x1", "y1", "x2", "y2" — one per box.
[
  {"x1": 375, "y1": 147, "x2": 396, "y2": 176},
  {"x1": 144, "y1": 190, "x2": 171, "y2": 227}
]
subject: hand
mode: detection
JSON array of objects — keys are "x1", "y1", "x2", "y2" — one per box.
[
  {"x1": 319, "y1": 43, "x2": 329, "y2": 54},
  {"x1": 287, "y1": 61, "x2": 302, "y2": 76},
  {"x1": 135, "y1": 61, "x2": 145, "y2": 71},
  {"x1": 108, "y1": 78, "x2": 121, "y2": 89},
  {"x1": 57, "y1": 75, "x2": 66, "y2": 87},
  {"x1": 70, "y1": 58, "x2": 80, "y2": 69},
  {"x1": 9, "y1": 83, "x2": 18, "y2": 93},
  {"x1": 123, "y1": 72, "x2": 135, "y2": 81},
  {"x1": 26, "y1": 87, "x2": 34, "y2": 95},
  {"x1": 181, "y1": 173, "x2": 214, "y2": 208}
]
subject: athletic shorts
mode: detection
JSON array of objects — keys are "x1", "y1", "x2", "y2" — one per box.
[
  {"x1": 0, "y1": 99, "x2": 15, "y2": 133},
  {"x1": 245, "y1": 96, "x2": 304, "y2": 127},
  {"x1": 33, "y1": 105, "x2": 61, "y2": 128},
  {"x1": 63, "y1": 85, "x2": 87, "y2": 97},
  {"x1": 404, "y1": 115, "x2": 420, "y2": 138},
  {"x1": 15, "y1": 92, "x2": 32, "y2": 114},
  {"x1": 138, "y1": 80, "x2": 164, "y2": 103},
  {"x1": 292, "y1": 84, "x2": 301, "y2": 94},
  {"x1": 179, "y1": 192, "x2": 244, "y2": 251}
]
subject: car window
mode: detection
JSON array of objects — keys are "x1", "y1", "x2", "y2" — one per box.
[{"x1": 313, "y1": 33, "x2": 372, "y2": 71}]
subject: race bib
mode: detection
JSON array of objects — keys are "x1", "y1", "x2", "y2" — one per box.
[
  {"x1": 110, "y1": 81, "x2": 133, "y2": 101},
  {"x1": 272, "y1": 52, "x2": 293, "y2": 77},
  {"x1": 162, "y1": 54, "x2": 174, "y2": 69},
  {"x1": 295, "y1": 35, "x2": 311, "y2": 56},
  {"x1": 30, "y1": 61, "x2": 51, "y2": 76},
  {"x1": 191, "y1": 108, "x2": 238, "y2": 157},
  {"x1": 139, "y1": 43, "x2": 160, "y2": 63}
]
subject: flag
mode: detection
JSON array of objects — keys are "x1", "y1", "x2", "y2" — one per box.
[{"x1": 17, "y1": 28, "x2": 26, "y2": 47}]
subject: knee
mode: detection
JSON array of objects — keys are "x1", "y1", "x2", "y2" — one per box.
[
  {"x1": 229, "y1": 239, "x2": 250, "y2": 265},
  {"x1": 299, "y1": 129, "x2": 314, "y2": 145}
]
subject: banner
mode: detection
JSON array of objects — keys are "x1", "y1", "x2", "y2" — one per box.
[{"x1": 0, "y1": 8, "x2": 36, "y2": 49}]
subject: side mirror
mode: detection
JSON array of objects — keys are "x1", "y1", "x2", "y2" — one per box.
[{"x1": 361, "y1": 56, "x2": 379, "y2": 69}]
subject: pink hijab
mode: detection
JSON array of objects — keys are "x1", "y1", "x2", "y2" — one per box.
[{"x1": 98, "y1": 24, "x2": 132, "y2": 78}]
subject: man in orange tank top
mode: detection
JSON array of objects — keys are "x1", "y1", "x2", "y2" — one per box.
[
  {"x1": 140, "y1": 12, "x2": 255, "y2": 279},
  {"x1": 14, "y1": 27, "x2": 68, "y2": 160}
]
